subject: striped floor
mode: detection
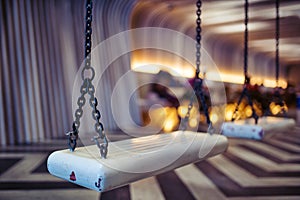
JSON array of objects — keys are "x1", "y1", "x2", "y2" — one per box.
[{"x1": 1, "y1": 128, "x2": 300, "y2": 200}]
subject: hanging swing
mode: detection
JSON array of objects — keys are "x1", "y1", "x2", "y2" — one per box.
[
  {"x1": 180, "y1": 0, "x2": 213, "y2": 135},
  {"x1": 47, "y1": 0, "x2": 228, "y2": 192},
  {"x1": 221, "y1": 0, "x2": 295, "y2": 140}
]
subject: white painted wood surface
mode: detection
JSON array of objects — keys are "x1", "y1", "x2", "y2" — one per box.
[
  {"x1": 47, "y1": 131, "x2": 228, "y2": 192},
  {"x1": 222, "y1": 116, "x2": 295, "y2": 140}
]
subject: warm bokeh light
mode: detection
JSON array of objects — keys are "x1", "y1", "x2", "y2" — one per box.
[
  {"x1": 178, "y1": 104, "x2": 200, "y2": 129},
  {"x1": 263, "y1": 79, "x2": 287, "y2": 89},
  {"x1": 224, "y1": 101, "x2": 263, "y2": 121},
  {"x1": 131, "y1": 62, "x2": 195, "y2": 78},
  {"x1": 131, "y1": 63, "x2": 161, "y2": 74},
  {"x1": 146, "y1": 99, "x2": 288, "y2": 131},
  {"x1": 205, "y1": 72, "x2": 244, "y2": 84},
  {"x1": 132, "y1": 59, "x2": 288, "y2": 89},
  {"x1": 269, "y1": 102, "x2": 288, "y2": 115},
  {"x1": 163, "y1": 118, "x2": 176, "y2": 132},
  {"x1": 210, "y1": 22, "x2": 270, "y2": 34},
  {"x1": 250, "y1": 77, "x2": 263, "y2": 85},
  {"x1": 178, "y1": 105, "x2": 189, "y2": 118},
  {"x1": 163, "y1": 107, "x2": 179, "y2": 132},
  {"x1": 131, "y1": 49, "x2": 196, "y2": 78},
  {"x1": 148, "y1": 106, "x2": 179, "y2": 132},
  {"x1": 245, "y1": 105, "x2": 253, "y2": 117},
  {"x1": 189, "y1": 118, "x2": 198, "y2": 128},
  {"x1": 210, "y1": 113, "x2": 219, "y2": 124},
  {"x1": 225, "y1": 104, "x2": 236, "y2": 121}
]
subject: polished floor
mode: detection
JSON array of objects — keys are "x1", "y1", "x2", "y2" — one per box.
[{"x1": 1, "y1": 127, "x2": 300, "y2": 200}]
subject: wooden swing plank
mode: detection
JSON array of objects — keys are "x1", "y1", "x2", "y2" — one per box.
[
  {"x1": 222, "y1": 116, "x2": 295, "y2": 140},
  {"x1": 47, "y1": 131, "x2": 228, "y2": 192}
]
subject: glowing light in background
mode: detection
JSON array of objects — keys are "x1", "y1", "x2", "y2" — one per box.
[
  {"x1": 206, "y1": 71, "x2": 287, "y2": 89},
  {"x1": 131, "y1": 56, "x2": 287, "y2": 88},
  {"x1": 178, "y1": 104, "x2": 197, "y2": 119},
  {"x1": 148, "y1": 106, "x2": 179, "y2": 132},
  {"x1": 178, "y1": 104, "x2": 199, "y2": 129},
  {"x1": 131, "y1": 63, "x2": 161, "y2": 74},
  {"x1": 131, "y1": 62, "x2": 195, "y2": 78},
  {"x1": 225, "y1": 104, "x2": 235, "y2": 121},
  {"x1": 206, "y1": 72, "x2": 245, "y2": 84},
  {"x1": 177, "y1": 105, "x2": 189, "y2": 118},
  {"x1": 162, "y1": 107, "x2": 179, "y2": 132},
  {"x1": 210, "y1": 22, "x2": 270, "y2": 34},
  {"x1": 270, "y1": 102, "x2": 288, "y2": 115},
  {"x1": 263, "y1": 79, "x2": 287, "y2": 89},
  {"x1": 210, "y1": 113, "x2": 219, "y2": 124},
  {"x1": 250, "y1": 77, "x2": 263, "y2": 85},
  {"x1": 131, "y1": 49, "x2": 196, "y2": 78},
  {"x1": 245, "y1": 105, "x2": 253, "y2": 117},
  {"x1": 189, "y1": 118, "x2": 198, "y2": 128}
]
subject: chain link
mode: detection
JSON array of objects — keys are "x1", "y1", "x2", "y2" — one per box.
[
  {"x1": 181, "y1": 95, "x2": 195, "y2": 131},
  {"x1": 67, "y1": 0, "x2": 108, "y2": 158}
]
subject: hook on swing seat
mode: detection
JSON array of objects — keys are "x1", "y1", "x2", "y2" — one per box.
[
  {"x1": 222, "y1": 116, "x2": 295, "y2": 140},
  {"x1": 47, "y1": 131, "x2": 228, "y2": 192}
]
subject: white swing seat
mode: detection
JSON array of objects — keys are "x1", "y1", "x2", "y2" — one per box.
[
  {"x1": 222, "y1": 116, "x2": 295, "y2": 140},
  {"x1": 47, "y1": 131, "x2": 228, "y2": 192}
]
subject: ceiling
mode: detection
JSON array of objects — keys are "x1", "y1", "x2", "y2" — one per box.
[{"x1": 130, "y1": 0, "x2": 300, "y2": 85}]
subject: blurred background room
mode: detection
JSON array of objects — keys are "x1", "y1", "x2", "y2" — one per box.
[{"x1": 1, "y1": 0, "x2": 300, "y2": 199}]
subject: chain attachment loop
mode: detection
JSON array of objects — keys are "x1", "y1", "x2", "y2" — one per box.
[
  {"x1": 66, "y1": 0, "x2": 108, "y2": 158},
  {"x1": 81, "y1": 66, "x2": 95, "y2": 81},
  {"x1": 231, "y1": 80, "x2": 259, "y2": 124}
]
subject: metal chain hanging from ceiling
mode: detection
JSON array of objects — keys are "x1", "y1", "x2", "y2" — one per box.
[
  {"x1": 231, "y1": 0, "x2": 259, "y2": 124},
  {"x1": 181, "y1": 0, "x2": 212, "y2": 133},
  {"x1": 275, "y1": 0, "x2": 280, "y2": 85},
  {"x1": 264, "y1": 0, "x2": 287, "y2": 117},
  {"x1": 66, "y1": 0, "x2": 108, "y2": 158}
]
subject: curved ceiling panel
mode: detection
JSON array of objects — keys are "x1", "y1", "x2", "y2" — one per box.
[{"x1": 130, "y1": 0, "x2": 300, "y2": 85}]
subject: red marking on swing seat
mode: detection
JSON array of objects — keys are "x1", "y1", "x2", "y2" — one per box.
[{"x1": 70, "y1": 171, "x2": 76, "y2": 181}]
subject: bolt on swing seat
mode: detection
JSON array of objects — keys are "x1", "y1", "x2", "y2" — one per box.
[{"x1": 47, "y1": 131, "x2": 228, "y2": 192}]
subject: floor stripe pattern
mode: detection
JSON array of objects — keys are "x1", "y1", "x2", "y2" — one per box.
[{"x1": 0, "y1": 129, "x2": 300, "y2": 200}]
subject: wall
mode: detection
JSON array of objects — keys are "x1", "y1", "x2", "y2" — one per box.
[{"x1": 0, "y1": 0, "x2": 140, "y2": 145}]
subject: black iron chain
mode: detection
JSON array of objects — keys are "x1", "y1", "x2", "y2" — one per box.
[
  {"x1": 181, "y1": 0, "x2": 212, "y2": 133},
  {"x1": 195, "y1": 0, "x2": 201, "y2": 78},
  {"x1": 244, "y1": 0, "x2": 248, "y2": 78},
  {"x1": 67, "y1": 0, "x2": 108, "y2": 158},
  {"x1": 275, "y1": 0, "x2": 279, "y2": 85},
  {"x1": 231, "y1": 0, "x2": 259, "y2": 124},
  {"x1": 264, "y1": 0, "x2": 287, "y2": 117}
]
